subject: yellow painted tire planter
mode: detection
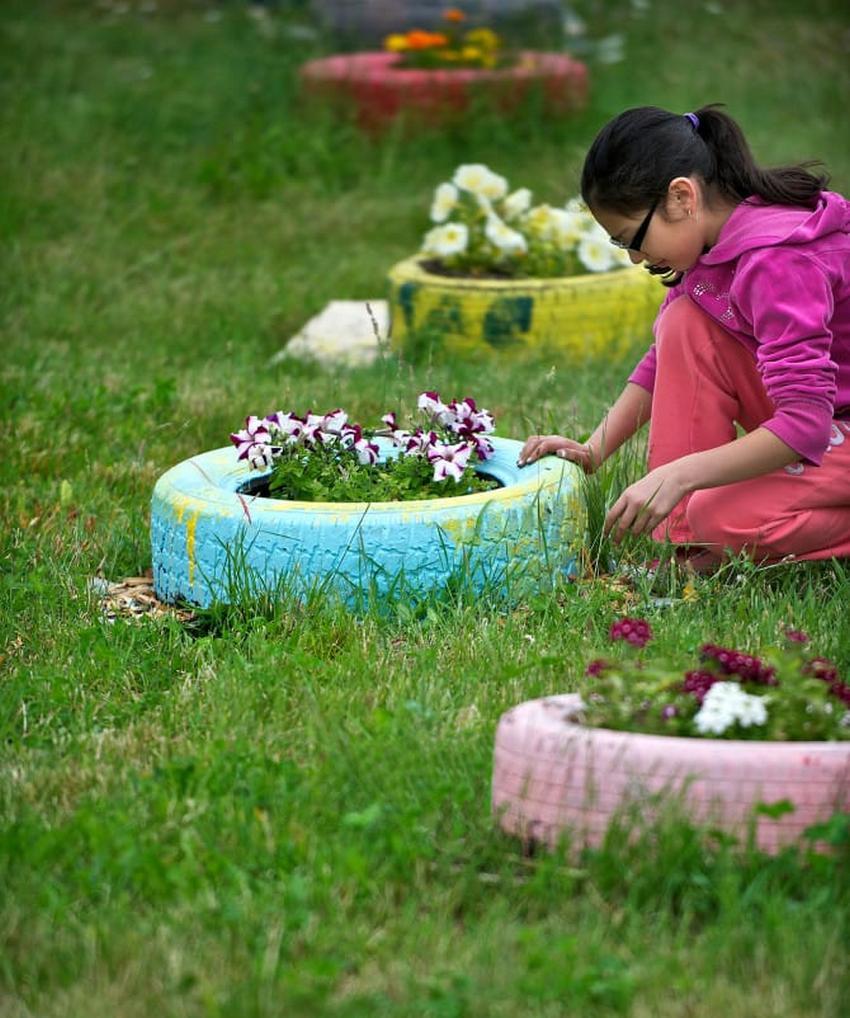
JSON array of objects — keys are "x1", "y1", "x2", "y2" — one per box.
[
  {"x1": 150, "y1": 437, "x2": 582, "y2": 607},
  {"x1": 387, "y1": 257, "x2": 664, "y2": 360}
]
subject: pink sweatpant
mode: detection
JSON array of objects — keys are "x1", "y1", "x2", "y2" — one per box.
[{"x1": 648, "y1": 296, "x2": 850, "y2": 563}]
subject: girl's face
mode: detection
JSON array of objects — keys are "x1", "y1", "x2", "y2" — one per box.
[{"x1": 591, "y1": 178, "x2": 712, "y2": 275}]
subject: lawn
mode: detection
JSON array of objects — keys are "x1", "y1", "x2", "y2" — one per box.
[{"x1": 2, "y1": 1, "x2": 850, "y2": 1015}]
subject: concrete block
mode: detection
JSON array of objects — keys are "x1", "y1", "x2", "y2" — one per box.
[{"x1": 271, "y1": 299, "x2": 389, "y2": 367}]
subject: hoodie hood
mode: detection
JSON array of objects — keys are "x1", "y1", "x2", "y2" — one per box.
[{"x1": 701, "y1": 190, "x2": 850, "y2": 266}]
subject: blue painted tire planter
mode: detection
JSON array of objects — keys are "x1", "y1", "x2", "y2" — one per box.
[{"x1": 151, "y1": 437, "x2": 581, "y2": 607}]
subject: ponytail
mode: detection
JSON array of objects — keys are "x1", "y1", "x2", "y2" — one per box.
[{"x1": 581, "y1": 103, "x2": 829, "y2": 215}]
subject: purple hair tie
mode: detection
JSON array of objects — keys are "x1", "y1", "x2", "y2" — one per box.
[{"x1": 684, "y1": 112, "x2": 700, "y2": 131}]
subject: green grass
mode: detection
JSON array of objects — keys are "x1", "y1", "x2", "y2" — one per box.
[{"x1": 3, "y1": 1, "x2": 850, "y2": 1015}]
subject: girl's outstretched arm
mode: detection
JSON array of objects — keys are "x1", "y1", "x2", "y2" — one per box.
[
  {"x1": 518, "y1": 382, "x2": 652, "y2": 471},
  {"x1": 605, "y1": 426, "x2": 800, "y2": 543}
]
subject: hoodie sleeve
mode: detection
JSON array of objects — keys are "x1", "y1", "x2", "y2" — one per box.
[
  {"x1": 732, "y1": 249, "x2": 837, "y2": 465},
  {"x1": 627, "y1": 280, "x2": 688, "y2": 393}
]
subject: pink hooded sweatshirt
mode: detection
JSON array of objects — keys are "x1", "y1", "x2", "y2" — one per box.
[{"x1": 629, "y1": 190, "x2": 850, "y2": 465}]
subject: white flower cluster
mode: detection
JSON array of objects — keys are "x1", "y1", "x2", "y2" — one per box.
[
  {"x1": 693, "y1": 682, "x2": 769, "y2": 736},
  {"x1": 421, "y1": 163, "x2": 633, "y2": 275}
]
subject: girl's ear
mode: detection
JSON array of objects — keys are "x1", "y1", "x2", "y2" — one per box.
[{"x1": 667, "y1": 176, "x2": 700, "y2": 216}]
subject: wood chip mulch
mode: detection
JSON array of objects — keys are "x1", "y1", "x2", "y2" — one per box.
[{"x1": 89, "y1": 572, "x2": 196, "y2": 624}]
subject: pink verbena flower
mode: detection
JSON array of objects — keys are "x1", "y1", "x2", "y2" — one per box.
[
  {"x1": 803, "y1": 658, "x2": 850, "y2": 707},
  {"x1": 584, "y1": 658, "x2": 609, "y2": 677},
  {"x1": 682, "y1": 669, "x2": 719, "y2": 704},
  {"x1": 700, "y1": 643, "x2": 777, "y2": 685},
  {"x1": 609, "y1": 617, "x2": 653, "y2": 648},
  {"x1": 783, "y1": 627, "x2": 810, "y2": 644}
]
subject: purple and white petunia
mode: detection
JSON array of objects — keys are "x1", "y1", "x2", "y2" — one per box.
[
  {"x1": 322, "y1": 409, "x2": 349, "y2": 434},
  {"x1": 389, "y1": 428, "x2": 412, "y2": 448},
  {"x1": 417, "y1": 391, "x2": 446, "y2": 416},
  {"x1": 470, "y1": 434, "x2": 495, "y2": 461},
  {"x1": 299, "y1": 418, "x2": 325, "y2": 446},
  {"x1": 446, "y1": 398, "x2": 495, "y2": 437},
  {"x1": 232, "y1": 393, "x2": 495, "y2": 487},
  {"x1": 427, "y1": 440, "x2": 472, "y2": 482},
  {"x1": 230, "y1": 415, "x2": 273, "y2": 460},
  {"x1": 247, "y1": 443, "x2": 275, "y2": 470},
  {"x1": 266, "y1": 411, "x2": 305, "y2": 444},
  {"x1": 354, "y1": 437, "x2": 380, "y2": 465},
  {"x1": 403, "y1": 429, "x2": 438, "y2": 457},
  {"x1": 339, "y1": 423, "x2": 362, "y2": 448},
  {"x1": 417, "y1": 390, "x2": 456, "y2": 426}
]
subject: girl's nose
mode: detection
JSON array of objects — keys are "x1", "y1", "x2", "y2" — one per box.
[{"x1": 628, "y1": 250, "x2": 644, "y2": 265}]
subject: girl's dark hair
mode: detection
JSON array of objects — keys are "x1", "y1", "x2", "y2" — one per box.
[{"x1": 580, "y1": 103, "x2": 829, "y2": 216}]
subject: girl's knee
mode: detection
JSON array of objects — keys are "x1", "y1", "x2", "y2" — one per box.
[
  {"x1": 656, "y1": 294, "x2": 697, "y2": 330},
  {"x1": 686, "y1": 488, "x2": 759, "y2": 553},
  {"x1": 655, "y1": 294, "x2": 730, "y2": 362}
]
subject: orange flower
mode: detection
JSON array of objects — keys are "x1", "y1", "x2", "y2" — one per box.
[
  {"x1": 405, "y1": 30, "x2": 449, "y2": 50},
  {"x1": 443, "y1": 7, "x2": 466, "y2": 21}
]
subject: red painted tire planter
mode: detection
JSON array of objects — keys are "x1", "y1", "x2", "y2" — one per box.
[
  {"x1": 492, "y1": 694, "x2": 850, "y2": 854},
  {"x1": 299, "y1": 51, "x2": 588, "y2": 130}
]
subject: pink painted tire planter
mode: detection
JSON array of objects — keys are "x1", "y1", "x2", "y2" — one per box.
[
  {"x1": 299, "y1": 51, "x2": 588, "y2": 130},
  {"x1": 492, "y1": 694, "x2": 850, "y2": 854}
]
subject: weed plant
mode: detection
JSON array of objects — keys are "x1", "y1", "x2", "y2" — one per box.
[{"x1": 3, "y1": 1, "x2": 850, "y2": 1015}]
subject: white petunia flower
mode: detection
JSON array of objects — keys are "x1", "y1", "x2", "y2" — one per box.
[
  {"x1": 475, "y1": 192, "x2": 494, "y2": 216},
  {"x1": 565, "y1": 196, "x2": 588, "y2": 213},
  {"x1": 502, "y1": 187, "x2": 532, "y2": 219},
  {"x1": 524, "y1": 203, "x2": 556, "y2": 235},
  {"x1": 548, "y1": 209, "x2": 588, "y2": 248},
  {"x1": 422, "y1": 222, "x2": 469, "y2": 258},
  {"x1": 577, "y1": 232, "x2": 617, "y2": 273},
  {"x1": 430, "y1": 182, "x2": 459, "y2": 223},
  {"x1": 485, "y1": 214, "x2": 528, "y2": 254},
  {"x1": 453, "y1": 163, "x2": 508, "y2": 200}
]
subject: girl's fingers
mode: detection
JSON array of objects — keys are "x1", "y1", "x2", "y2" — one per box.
[
  {"x1": 606, "y1": 497, "x2": 658, "y2": 542},
  {"x1": 518, "y1": 436, "x2": 589, "y2": 467},
  {"x1": 518, "y1": 435, "x2": 558, "y2": 466}
]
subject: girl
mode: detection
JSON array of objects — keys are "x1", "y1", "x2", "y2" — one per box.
[{"x1": 519, "y1": 104, "x2": 850, "y2": 568}]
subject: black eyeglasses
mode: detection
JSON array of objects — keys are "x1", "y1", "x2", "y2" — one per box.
[{"x1": 610, "y1": 196, "x2": 660, "y2": 253}]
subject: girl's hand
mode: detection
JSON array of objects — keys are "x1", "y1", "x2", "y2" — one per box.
[
  {"x1": 517, "y1": 435, "x2": 597, "y2": 473},
  {"x1": 604, "y1": 463, "x2": 689, "y2": 543}
]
